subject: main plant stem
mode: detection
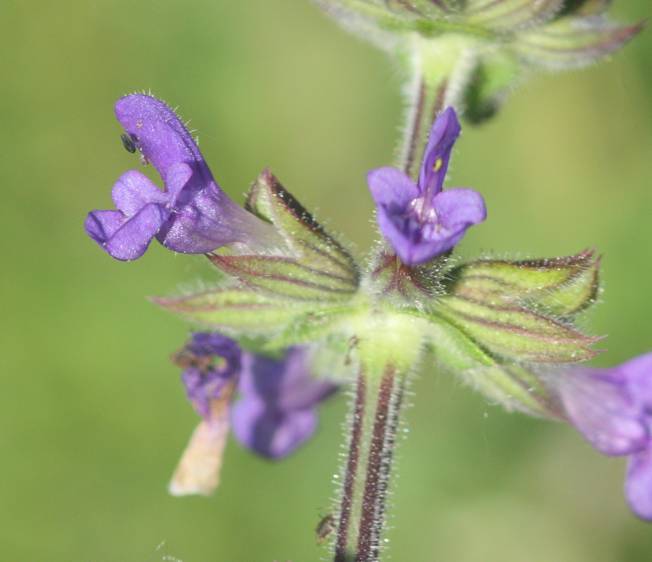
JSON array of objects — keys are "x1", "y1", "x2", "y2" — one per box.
[
  {"x1": 332, "y1": 37, "x2": 475, "y2": 562},
  {"x1": 334, "y1": 366, "x2": 407, "y2": 562},
  {"x1": 334, "y1": 372, "x2": 366, "y2": 561},
  {"x1": 399, "y1": 34, "x2": 477, "y2": 176}
]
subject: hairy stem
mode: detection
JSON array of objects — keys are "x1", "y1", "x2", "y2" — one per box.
[
  {"x1": 399, "y1": 34, "x2": 478, "y2": 177},
  {"x1": 333, "y1": 366, "x2": 407, "y2": 562},
  {"x1": 356, "y1": 367, "x2": 395, "y2": 561},
  {"x1": 335, "y1": 371, "x2": 367, "y2": 562}
]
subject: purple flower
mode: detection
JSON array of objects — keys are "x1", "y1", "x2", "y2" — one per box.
[
  {"x1": 556, "y1": 353, "x2": 652, "y2": 520},
  {"x1": 367, "y1": 107, "x2": 486, "y2": 266},
  {"x1": 233, "y1": 348, "x2": 337, "y2": 459},
  {"x1": 85, "y1": 94, "x2": 278, "y2": 261},
  {"x1": 169, "y1": 333, "x2": 337, "y2": 496},
  {"x1": 179, "y1": 332, "x2": 242, "y2": 419}
]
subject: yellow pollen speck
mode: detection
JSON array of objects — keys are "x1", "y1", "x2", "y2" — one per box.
[{"x1": 433, "y1": 158, "x2": 443, "y2": 172}]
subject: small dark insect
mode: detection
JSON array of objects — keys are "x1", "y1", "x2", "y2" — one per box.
[
  {"x1": 344, "y1": 335, "x2": 360, "y2": 366},
  {"x1": 120, "y1": 133, "x2": 137, "y2": 154},
  {"x1": 171, "y1": 349, "x2": 219, "y2": 372},
  {"x1": 315, "y1": 513, "x2": 336, "y2": 544}
]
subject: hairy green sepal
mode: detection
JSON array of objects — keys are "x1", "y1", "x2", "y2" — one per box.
[
  {"x1": 317, "y1": 0, "x2": 642, "y2": 123},
  {"x1": 156, "y1": 172, "x2": 602, "y2": 413}
]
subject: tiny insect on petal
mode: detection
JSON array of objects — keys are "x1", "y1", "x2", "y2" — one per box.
[{"x1": 120, "y1": 133, "x2": 137, "y2": 154}]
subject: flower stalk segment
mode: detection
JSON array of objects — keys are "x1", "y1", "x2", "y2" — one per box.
[
  {"x1": 332, "y1": 314, "x2": 422, "y2": 562},
  {"x1": 334, "y1": 364, "x2": 407, "y2": 562},
  {"x1": 399, "y1": 36, "x2": 471, "y2": 178}
]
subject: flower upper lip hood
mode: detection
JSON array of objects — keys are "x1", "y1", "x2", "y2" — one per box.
[
  {"x1": 85, "y1": 94, "x2": 281, "y2": 261},
  {"x1": 368, "y1": 107, "x2": 487, "y2": 266},
  {"x1": 115, "y1": 94, "x2": 206, "y2": 176},
  {"x1": 556, "y1": 352, "x2": 652, "y2": 520}
]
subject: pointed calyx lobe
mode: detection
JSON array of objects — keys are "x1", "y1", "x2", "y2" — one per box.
[
  {"x1": 368, "y1": 107, "x2": 486, "y2": 266},
  {"x1": 432, "y1": 250, "x2": 601, "y2": 364},
  {"x1": 156, "y1": 170, "x2": 360, "y2": 346},
  {"x1": 446, "y1": 250, "x2": 600, "y2": 316},
  {"x1": 85, "y1": 94, "x2": 278, "y2": 261},
  {"x1": 208, "y1": 169, "x2": 360, "y2": 302}
]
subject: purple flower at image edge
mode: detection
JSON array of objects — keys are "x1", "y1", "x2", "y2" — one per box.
[
  {"x1": 170, "y1": 333, "x2": 337, "y2": 496},
  {"x1": 368, "y1": 107, "x2": 487, "y2": 266},
  {"x1": 84, "y1": 94, "x2": 277, "y2": 261},
  {"x1": 556, "y1": 352, "x2": 652, "y2": 520}
]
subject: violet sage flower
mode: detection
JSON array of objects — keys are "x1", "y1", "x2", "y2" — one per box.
[
  {"x1": 85, "y1": 94, "x2": 281, "y2": 261},
  {"x1": 367, "y1": 107, "x2": 486, "y2": 266},
  {"x1": 555, "y1": 352, "x2": 652, "y2": 520},
  {"x1": 170, "y1": 332, "x2": 337, "y2": 496}
]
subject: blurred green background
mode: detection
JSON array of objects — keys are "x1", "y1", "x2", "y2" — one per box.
[{"x1": 1, "y1": 1, "x2": 651, "y2": 560}]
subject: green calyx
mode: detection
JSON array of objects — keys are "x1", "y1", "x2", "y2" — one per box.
[
  {"x1": 317, "y1": 0, "x2": 642, "y2": 123},
  {"x1": 245, "y1": 169, "x2": 360, "y2": 289},
  {"x1": 156, "y1": 200, "x2": 602, "y2": 416},
  {"x1": 446, "y1": 249, "x2": 600, "y2": 316},
  {"x1": 147, "y1": 146, "x2": 602, "y2": 417}
]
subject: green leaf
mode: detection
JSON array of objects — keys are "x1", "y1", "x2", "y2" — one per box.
[
  {"x1": 245, "y1": 170, "x2": 360, "y2": 287},
  {"x1": 425, "y1": 313, "x2": 558, "y2": 417},
  {"x1": 432, "y1": 295, "x2": 599, "y2": 363}
]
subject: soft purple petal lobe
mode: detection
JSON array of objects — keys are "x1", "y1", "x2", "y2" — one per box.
[
  {"x1": 368, "y1": 167, "x2": 420, "y2": 209},
  {"x1": 84, "y1": 204, "x2": 166, "y2": 261},
  {"x1": 231, "y1": 399, "x2": 318, "y2": 459},
  {"x1": 621, "y1": 353, "x2": 652, "y2": 409},
  {"x1": 419, "y1": 107, "x2": 461, "y2": 202},
  {"x1": 557, "y1": 352, "x2": 652, "y2": 521},
  {"x1": 178, "y1": 333, "x2": 242, "y2": 419},
  {"x1": 231, "y1": 347, "x2": 337, "y2": 459},
  {"x1": 432, "y1": 188, "x2": 487, "y2": 228},
  {"x1": 559, "y1": 370, "x2": 648, "y2": 456},
  {"x1": 627, "y1": 448, "x2": 652, "y2": 521},
  {"x1": 111, "y1": 170, "x2": 167, "y2": 215}
]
